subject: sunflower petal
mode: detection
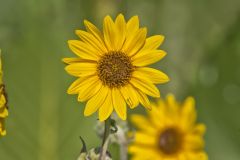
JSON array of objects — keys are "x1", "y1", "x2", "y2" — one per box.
[
  {"x1": 78, "y1": 78, "x2": 102, "y2": 102},
  {"x1": 112, "y1": 88, "x2": 127, "y2": 120},
  {"x1": 0, "y1": 94, "x2": 6, "y2": 109},
  {"x1": 128, "y1": 145, "x2": 160, "y2": 159},
  {"x1": 136, "y1": 90, "x2": 152, "y2": 110},
  {"x1": 68, "y1": 40, "x2": 99, "y2": 60},
  {"x1": 115, "y1": 14, "x2": 126, "y2": 51},
  {"x1": 187, "y1": 152, "x2": 208, "y2": 160},
  {"x1": 62, "y1": 57, "x2": 85, "y2": 64},
  {"x1": 65, "y1": 62, "x2": 97, "y2": 77},
  {"x1": 142, "y1": 35, "x2": 164, "y2": 50},
  {"x1": 68, "y1": 76, "x2": 98, "y2": 95},
  {"x1": 135, "y1": 67, "x2": 169, "y2": 84},
  {"x1": 120, "y1": 85, "x2": 139, "y2": 109},
  {"x1": 0, "y1": 108, "x2": 8, "y2": 118},
  {"x1": 0, "y1": 119, "x2": 6, "y2": 136},
  {"x1": 130, "y1": 76, "x2": 160, "y2": 98},
  {"x1": 184, "y1": 134, "x2": 204, "y2": 150},
  {"x1": 131, "y1": 114, "x2": 155, "y2": 134},
  {"x1": 67, "y1": 78, "x2": 87, "y2": 94},
  {"x1": 180, "y1": 97, "x2": 196, "y2": 130},
  {"x1": 103, "y1": 15, "x2": 117, "y2": 51},
  {"x1": 165, "y1": 94, "x2": 179, "y2": 119},
  {"x1": 84, "y1": 86, "x2": 108, "y2": 116},
  {"x1": 126, "y1": 16, "x2": 139, "y2": 38},
  {"x1": 84, "y1": 20, "x2": 107, "y2": 51},
  {"x1": 75, "y1": 30, "x2": 107, "y2": 54},
  {"x1": 133, "y1": 132, "x2": 156, "y2": 146},
  {"x1": 122, "y1": 28, "x2": 147, "y2": 57},
  {"x1": 132, "y1": 50, "x2": 166, "y2": 66},
  {"x1": 128, "y1": 145, "x2": 150, "y2": 154},
  {"x1": 192, "y1": 124, "x2": 206, "y2": 136},
  {"x1": 147, "y1": 105, "x2": 166, "y2": 128},
  {"x1": 99, "y1": 90, "x2": 113, "y2": 121}
]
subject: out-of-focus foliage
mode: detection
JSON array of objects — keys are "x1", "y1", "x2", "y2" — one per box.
[{"x1": 0, "y1": 0, "x2": 240, "y2": 159}]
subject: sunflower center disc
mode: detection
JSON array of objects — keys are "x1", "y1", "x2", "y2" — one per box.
[
  {"x1": 97, "y1": 51, "x2": 133, "y2": 88},
  {"x1": 158, "y1": 128, "x2": 182, "y2": 155}
]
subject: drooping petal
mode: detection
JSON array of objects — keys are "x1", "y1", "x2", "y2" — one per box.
[
  {"x1": 122, "y1": 28, "x2": 147, "y2": 57},
  {"x1": 84, "y1": 86, "x2": 108, "y2": 116},
  {"x1": 65, "y1": 62, "x2": 97, "y2": 77},
  {"x1": 99, "y1": 90, "x2": 113, "y2": 121},
  {"x1": 112, "y1": 88, "x2": 127, "y2": 120},
  {"x1": 132, "y1": 49, "x2": 166, "y2": 66},
  {"x1": 68, "y1": 40, "x2": 100, "y2": 60},
  {"x1": 134, "y1": 67, "x2": 169, "y2": 84}
]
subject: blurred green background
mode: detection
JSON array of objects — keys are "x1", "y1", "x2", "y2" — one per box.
[{"x1": 1, "y1": 0, "x2": 240, "y2": 159}]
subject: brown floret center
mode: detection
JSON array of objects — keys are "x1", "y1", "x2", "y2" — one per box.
[
  {"x1": 158, "y1": 128, "x2": 183, "y2": 155},
  {"x1": 97, "y1": 51, "x2": 134, "y2": 88}
]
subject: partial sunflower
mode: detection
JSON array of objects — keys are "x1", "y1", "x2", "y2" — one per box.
[
  {"x1": 63, "y1": 14, "x2": 169, "y2": 121},
  {"x1": 0, "y1": 53, "x2": 8, "y2": 137},
  {"x1": 129, "y1": 94, "x2": 208, "y2": 160}
]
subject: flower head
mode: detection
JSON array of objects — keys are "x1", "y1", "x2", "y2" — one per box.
[
  {"x1": 0, "y1": 54, "x2": 8, "y2": 137},
  {"x1": 63, "y1": 14, "x2": 169, "y2": 121},
  {"x1": 129, "y1": 94, "x2": 208, "y2": 160}
]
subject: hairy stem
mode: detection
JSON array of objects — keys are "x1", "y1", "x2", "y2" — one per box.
[{"x1": 99, "y1": 117, "x2": 111, "y2": 160}]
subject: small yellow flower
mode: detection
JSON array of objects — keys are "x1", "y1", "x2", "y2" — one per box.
[
  {"x1": 63, "y1": 14, "x2": 169, "y2": 121},
  {"x1": 129, "y1": 94, "x2": 208, "y2": 160},
  {"x1": 0, "y1": 54, "x2": 8, "y2": 137}
]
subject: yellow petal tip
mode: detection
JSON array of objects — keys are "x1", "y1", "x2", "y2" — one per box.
[
  {"x1": 67, "y1": 40, "x2": 75, "y2": 46},
  {"x1": 75, "y1": 30, "x2": 82, "y2": 35},
  {"x1": 62, "y1": 58, "x2": 68, "y2": 64},
  {"x1": 119, "y1": 114, "x2": 127, "y2": 120},
  {"x1": 116, "y1": 13, "x2": 124, "y2": 19},
  {"x1": 84, "y1": 110, "x2": 91, "y2": 117},
  {"x1": 83, "y1": 19, "x2": 89, "y2": 24},
  {"x1": 104, "y1": 15, "x2": 112, "y2": 20}
]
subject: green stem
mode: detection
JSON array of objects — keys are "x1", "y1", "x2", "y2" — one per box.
[{"x1": 99, "y1": 117, "x2": 111, "y2": 160}]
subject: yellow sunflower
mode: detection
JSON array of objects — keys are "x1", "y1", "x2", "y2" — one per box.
[
  {"x1": 0, "y1": 53, "x2": 8, "y2": 137},
  {"x1": 63, "y1": 14, "x2": 169, "y2": 121},
  {"x1": 129, "y1": 94, "x2": 208, "y2": 160}
]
